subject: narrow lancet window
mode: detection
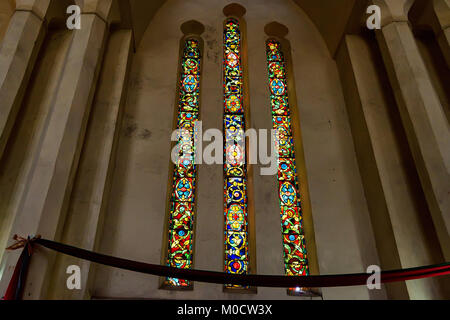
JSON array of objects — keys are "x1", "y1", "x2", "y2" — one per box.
[
  {"x1": 266, "y1": 39, "x2": 309, "y2": 289},
  {"x1": 223, "y1": 18, "x2": 249, "y2": 288},
  {"x1": 164, "y1": 38, "x2": 202, "y2": 288}
]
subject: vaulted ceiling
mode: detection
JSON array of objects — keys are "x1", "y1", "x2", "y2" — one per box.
[
  {"x1": 125, "y1": 0, "x2": 366, "y2": 56},
  {"x1": 292, "y1": 0, "x2": 366, "y2": 56}
]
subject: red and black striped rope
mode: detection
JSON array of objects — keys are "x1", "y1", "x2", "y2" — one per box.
[{"x1": 3, "y1": 236, "x2": 450, "y2": 300}]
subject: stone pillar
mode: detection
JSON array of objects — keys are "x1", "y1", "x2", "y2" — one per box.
[
  {"x1": 0, "y1": 0, "x2": 50, "y2": 162},
  {"x1": 409, "y1": 0, "x2": 450, "y2": 68},
  {"x1": 0, "y1": 0, "x2": 114, "y2": 299},
  {"x1": 434, "y1": 0, "x2": 450, "y2": 67},
  {"x1": 0, "y1": 0, "x2": 15, "y2": 42},
  {"x1": 48, "y1": 29, "x2": 133, "y2": 300},
  {"x1": 0, "y1": 28, "x2": 73, "y2": 279},
  {"x1": 373, "y1": 0, "x2": 450, "y2": 260},
  {"x1": 337, "y1": 34, "x2": 449, "y2": 299}
]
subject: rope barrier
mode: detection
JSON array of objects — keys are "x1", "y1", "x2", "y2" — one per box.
[{"x1": 3, "y1": 235, "x2": 450, "y2": 300}]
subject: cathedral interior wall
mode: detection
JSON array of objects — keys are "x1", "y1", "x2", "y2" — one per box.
[
  {"x1": 0, "y1": 0, "x2": 448, "y2": 300},
  {"x1": 89, "y1": 0, "x2": 384, "y2": 300}
]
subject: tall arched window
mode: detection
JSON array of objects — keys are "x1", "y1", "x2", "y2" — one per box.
[
  {"x1": 266, "y1": 39, "x2": 309, "y2": 292},
  {"x1": 163, "y1": 34, "x2": 203, "y2": 289},
  {"x1": 223, "y1": 17, "x2": 250, "y2": 289}
]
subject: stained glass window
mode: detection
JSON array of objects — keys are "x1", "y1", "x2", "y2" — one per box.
[
  {"x1": 266, "y1": 39, "x2": 309, "y2": 290},
  {"x1": 164, "y1": 38, "x2": 202, "y2": 288},
  {"x1": 223, "y1": 18, "x2": 249, "y2": 288}
]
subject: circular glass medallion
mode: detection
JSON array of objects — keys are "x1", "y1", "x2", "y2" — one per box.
[
  {"x1": 225, "y1": 94, "x2": 241, "y2": 113},
  {"x1": 175, "y1": 178, "x2": 193, "y2": 201},
  {"x1": 227, "y1": 204, "x2": 245, "y2": 231},
  {"x1": 226, "y1": 52, "x2": 239, "y2": 68},
  {"x1": 182, "y1": 75, "x2": 198, "y2": 93},
  {"x1": 270, "y1": 79, "x2": 285, "y2": 96},
  {"x1": 280, "y1": 181, "x2": 296, "y2": 206}
]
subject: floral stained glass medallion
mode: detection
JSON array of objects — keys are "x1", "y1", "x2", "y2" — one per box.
[
  {"x1": 164, "y1": 38, "x2": 202, "y2": 288},
  {"x1": 266, "y1": 39, "x2": 309, "y2": 288}
]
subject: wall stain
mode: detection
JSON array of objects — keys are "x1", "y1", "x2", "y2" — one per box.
[
  {"x1": 124, "y1": 123, "x2": 137, "y2": 137},
  {"x1": 123, "y1": 113, "x2": 137, "y2": 138},
  {"x1": 138, "y1": 129, "x2": 152, "y2": 140},
  {"x1": 204, "y1": 25, "x2": 219, "y2": 64},
  {"x1": 122, "y1": 114, "x2": 152, "y2": 141}
]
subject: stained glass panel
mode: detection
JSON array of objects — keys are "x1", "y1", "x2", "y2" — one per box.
[
  {"x1": 223, "y1": 19, "x2": 249, "y2": 288},
  {"x1": 165, "y1": 38, "x2": 202, "y2": 288},
  {"x1": 265, "y1": 39, "x2": 309, "y2": 288}
]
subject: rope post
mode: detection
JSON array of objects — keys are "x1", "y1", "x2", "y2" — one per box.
[{"x1": 2, "y1": 235, "x2": 40, "y2": 300}]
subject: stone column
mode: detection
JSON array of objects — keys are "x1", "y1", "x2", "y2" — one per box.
[
  {"x1": 409, "y1": 0, "x2": 450, "y2": 68},
  {"x1": 0, "y1": 0, "x2": 114, "y2": 299},
  {"x1": 373, "y1": 0, "x2": 450, "y2": 260},
  {"x1": 0, "y1": 0, "x2": 15, "y2": 42},
  {"x1": 337, "y1": 34, "x2": 449, "y2": 299},
  {"x1": 48, "y1": 29, "x2": 133, "y2": 300},
  {"x1": 434, "y1": 0, "x2": 450, "y2": 67},
  {"x1": 0, "y1": 0, "x2": 50, "y2": 162}
]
